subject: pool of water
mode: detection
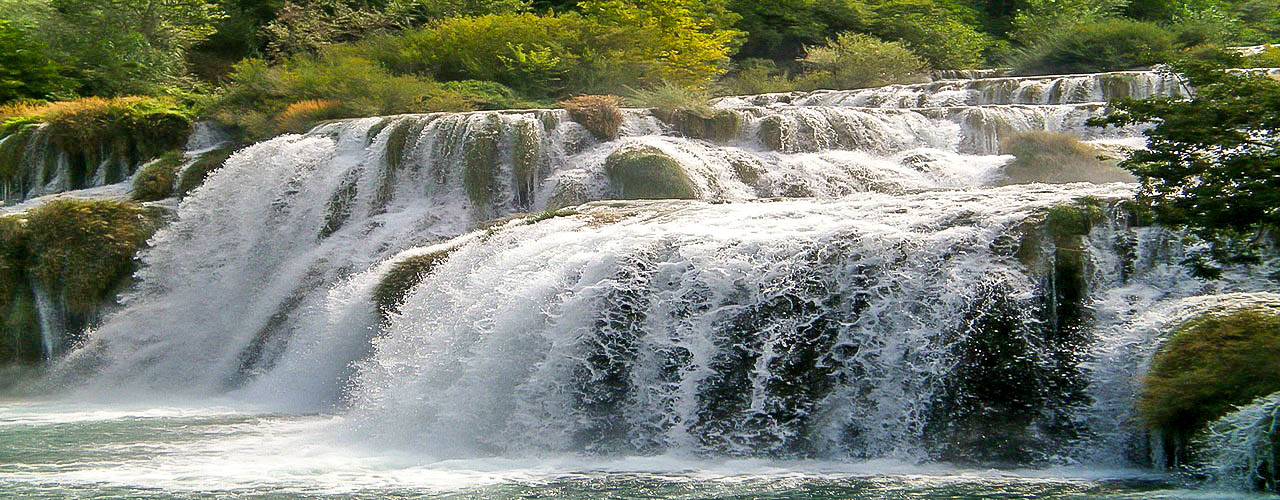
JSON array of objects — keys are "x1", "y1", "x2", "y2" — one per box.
[{"x1": 0, "y1": 399, "x2": 1262, "y2": 500}]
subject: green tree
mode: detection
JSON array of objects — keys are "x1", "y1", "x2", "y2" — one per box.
[
  {"x1": 0, "y1": 19, "x2": 65, "y2": 102},
  {"x1": 1089, "y1": 56, "x2": 1280, "y2": 276},
  {"x1": 863, "y1": 0, "x2": 990, "y2": 69},
  {"x1": 797, "y1": 32, "x2": 926, "y2": 89},
  {"x1": 580, "y1": 0, "x2": 742, "y2": 85},
  {"x1": 260, "y1": 0, "x2": 529, "y2": 58},
  {"x1": 1009, "y1": 0, "x2": 1130, "y2": 44},
  {"x1": 30, "y1": 0, "x2": 226, "y2": 95},
  {"x1": 1011, "y1": 18, "x2": 1175, "y2": 75},
  {"x1": 729, "y1": 0, "x2": 989, "y2": 68}
]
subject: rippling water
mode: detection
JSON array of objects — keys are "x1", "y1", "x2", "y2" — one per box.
[{"x1": 0, "y1": 400, "x2": 1263, "y2": 500}]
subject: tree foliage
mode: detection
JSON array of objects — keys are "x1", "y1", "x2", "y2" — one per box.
[
  {"x1": 798, "y1": 32, "x2": 926, "y2": 90},
  {"x1": 1089, "y1": 56, "x2": 1280, "y2": 275},
  {"x1": 1012, "y1": 19, "x2": 1176, "y2": 75},
  {"x1": 0, "y1": 19, "x2": 64, "y2": 102},
  {"x1": 728, "y1": 0, "x2": 989, "y2": 69},
  {"x1": 11, "y1": 0, "x2": 226, "y2": 95}
]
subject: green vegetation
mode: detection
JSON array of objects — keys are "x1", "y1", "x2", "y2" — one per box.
[
  {"x1": 797, "y1": 32, "x2": 927, "y2": 90},
  {"x1": 628, "y1": 82, "x2": 715, "y2": 119},
  {"x1": 0, "y1": 200, "x2": 158, "y2": 315},
  {"x1": 0, "y1": 19, "x2": 64, "y2": 102},
  {"x1": 604, "y1": 146, "x2": 698, "y2": 199},
  {"x1": 560, "y1": 95, "x2": 624, "y2": 141},
  {"x1": 1090, "y1": 56, "x2": 1280, "y2": 277},
  {"x1": 132, "y1": 152, "x2": 185, "y2": 201},
  {"x1": 372, "y1": 248, "x2": 455, "y2": 320},
  {"x1": 2, "y1": 0, "x2": 225, "y2": 97},
  {"x1": 1141, "y1": 306, "x2": 1280, "y2": 442},
  {"x1": 1011, "y1": 19, "x2": 1176, "y2": 75},
  {"x1": 996, "y1": 132, "x2": 1135, "y2": 185}
]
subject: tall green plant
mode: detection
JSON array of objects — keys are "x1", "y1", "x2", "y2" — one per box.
[{"x1": 1089, "y1": 56, "x2": 1280, "y2": 276}]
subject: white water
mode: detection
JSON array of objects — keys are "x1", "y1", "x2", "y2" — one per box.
[{"x1": 3, "y1": 68, "x2": 1273, "y2": 496}]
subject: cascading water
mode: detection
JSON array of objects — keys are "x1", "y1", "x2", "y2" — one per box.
[{"x1": 8, "y1": 68, "x2": 1280, "y2": 497}]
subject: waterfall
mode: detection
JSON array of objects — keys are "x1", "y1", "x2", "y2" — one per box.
[
  {"x1": 1198, "y1": 392, "x2": 1280, "y2": 491},
  {"x1": 713, "y1": 70, "x2": 1191, "y2": 108},
  {"x1": 30, "y1": 278, "x2": 64, "y2": 361},
  {"x1": 35, "y1": 69, "x2": 1280, "y2": 474}
]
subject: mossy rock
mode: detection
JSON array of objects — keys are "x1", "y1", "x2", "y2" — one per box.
[
  {"x1": 20, "y1": 199, "x2": 158, "y2": 314},
  {"x1": 1013, "y1": 198, "x2": 1109, "y2": 345},
  {"x1": 463, "y1": 115, "x2": 502, "y2": 211},
  {"x1": 178, "y1": 146, "x2": 237, "y2": 197},
  {"x1": 0, "y1": 125, "x2": 38, "y2": 184},
  {"x1": 1099, "y1": 73, "x2": 1138, "y2": 99},
  {"x1": 0, "y1": 214, "x2": 39, "y2": 364},
  {"x1": 996, "y1": 132, "x2": 1135, "y2": 185},
  {"x1": 372, "y1": 249, "x2": 455, "y2": 321},
  {"x1": 513, "y1": 120, "x2": 541, "y2": 209},
  {"x1": 34, "y1": 97, "x2": 195, "y2": 175},
  {"x1": 667, "y1": 110, "x2": 742, "y2": 142},
  {"x1": 131, "y1": 152, "x2": 184, "y2": 202},
  {"x1": 384, "y1": 118, "x2": 428, "y2": 171},
  {"x1": 319, "y1": 171, "x2": 360, "y2": 239},
  {"x1": 604, "y1": 146, "x2": 698, "y2": 200},
  {"x1": 728, "y1": 155, "x2": 764, "y2": 186},
  {"x1": 1016, "y1": 199, "x2": 1107, "y2": 268},
  {"x1": 757, "y1": 115, "x2": 786, "y2": 151},
  {"x1": 547, "y1": 177, "x2": 591, "y2": 210},
  {"x1": 1044, "y1": 200, "x2": 1105, "y2": 245},
  {"x1": 1142, "y1": 305, "x2": 1280, "y2": 461}
]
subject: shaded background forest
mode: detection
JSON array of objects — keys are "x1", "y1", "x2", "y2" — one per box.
[{"x1": 2, "y1": 0, "x2": 1280, "y2": 140}]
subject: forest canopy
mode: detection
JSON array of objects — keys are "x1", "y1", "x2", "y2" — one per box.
[{"x1": 0, "y1": 0, "x2": 1278, "y2": 138}]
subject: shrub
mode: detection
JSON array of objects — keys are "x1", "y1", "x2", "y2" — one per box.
[
  {"x1": 436, "y1": 80, "x2": 538, "y2": 110},
  {"x1": 275, "y1": 100, "x2": 346, "y2": 134},
  {"x1": 366, "y1": 11, "x2": 731, "y2": 98},
  {"x1": 22, "y1": 199, "x2": 157, "y2": 313},
  {"x1": 178, "y1": 145, "x2": 236, "y2": 197},
  {"x1": 131, "y1": 151, "x2": 184, "y2": 201},
  {"x1": 604, "y1": 146, "x2": 698, "y2": 199},
  {"x1": 5, "y1": 96, "x2": 195, "y2": 158},
  {"x1": 560, "y1": 95, "x2": 625, "y2": 140},
  {"x1": 212, "y1": 54, "x2": 438, "y2": 140},
  {"x1": 210, "y1": 51, "x2": 543, "y2": 141},
  {"x1": 996, "y1": 132, "x2": 1135, "y2": 185},
  {"x1": 627, "y1": 82, "x2": 715, "y2": 120},
  {"x1": 1009, "y1": 0, "x2": 1129, "y2": 45},
  {"x1": 797, "y1": 32, "x2": 927, "y2": 90},
  {"x1": 1141, "y1": 306, "x2": 1280, "y2": 440},
  {"x1": 1012, "y1": 19, "x2": 1177, "y2": 75},
  {"x1": 713, "y1": 59, "x2": 797, "y2": 96}
]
